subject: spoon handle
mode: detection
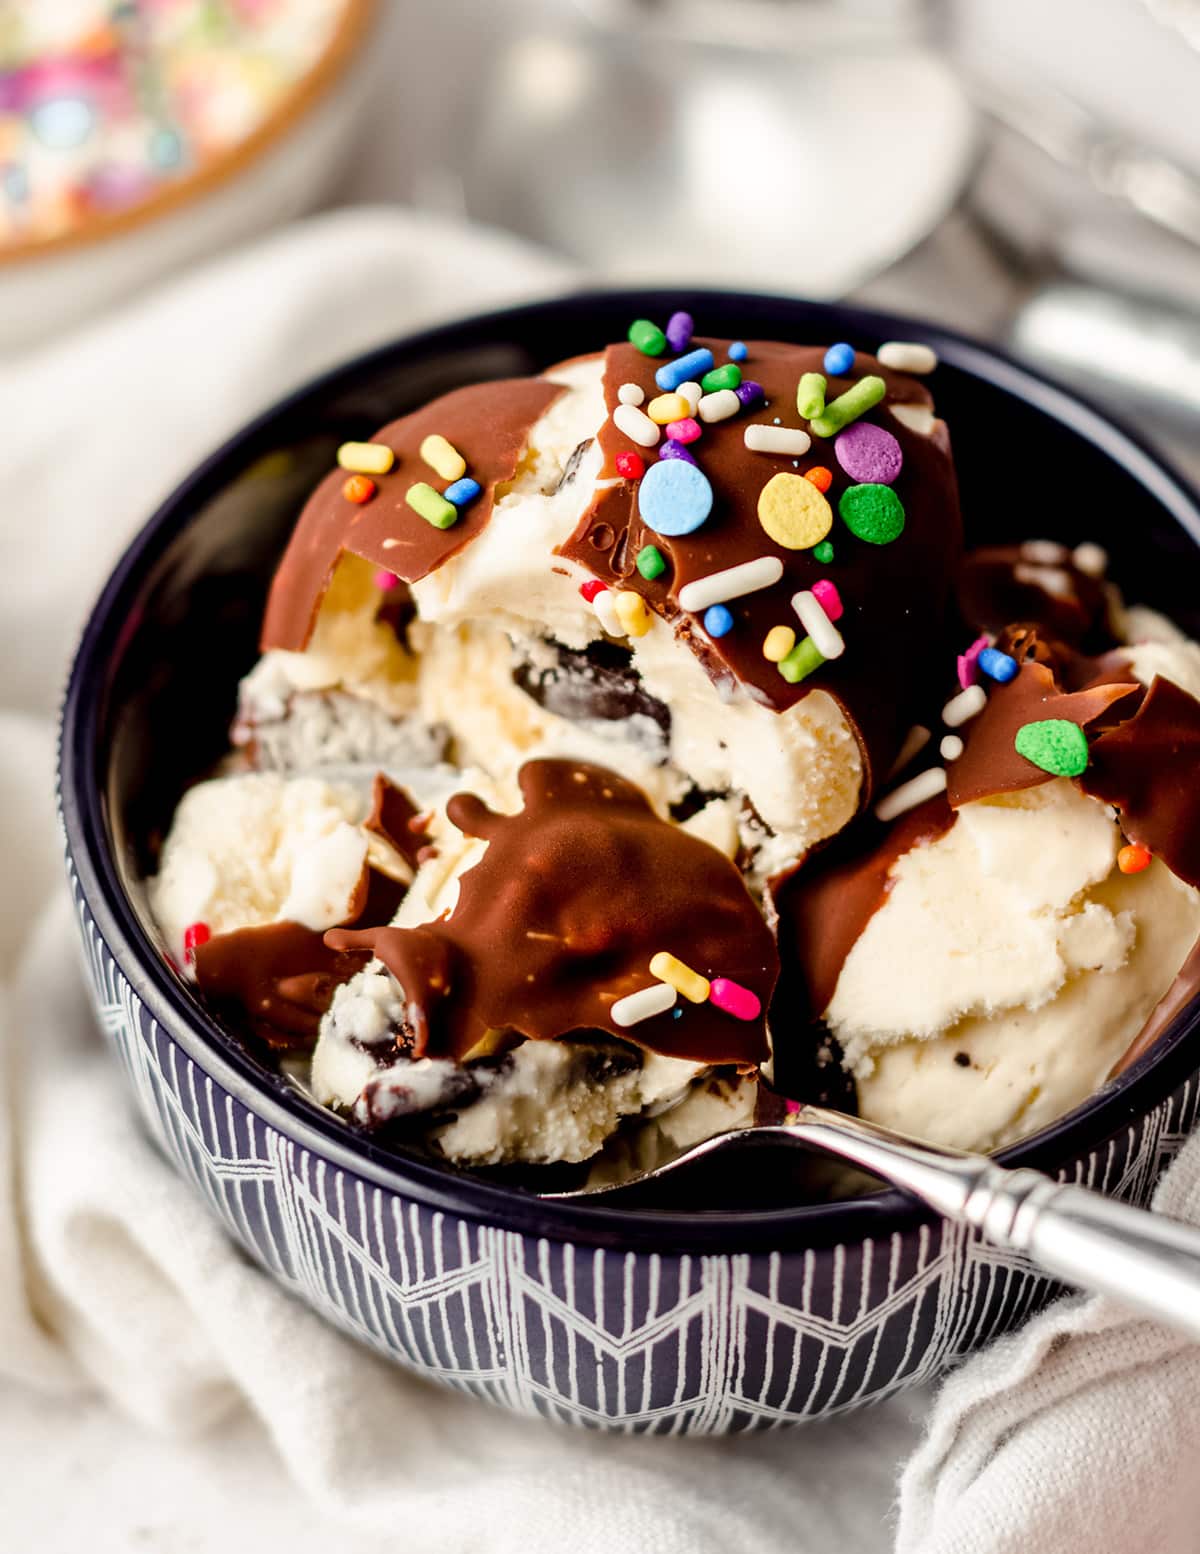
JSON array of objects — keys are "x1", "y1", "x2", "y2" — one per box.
[{"x1": 785, "y1": 1107, "x2": 1200, "y2": 1339}]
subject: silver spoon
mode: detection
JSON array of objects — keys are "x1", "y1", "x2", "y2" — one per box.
[{"x1": 544, "y1": 1104, "x2": 1200, "y2": 1342}]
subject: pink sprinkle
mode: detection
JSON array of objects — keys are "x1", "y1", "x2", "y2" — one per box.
[
  {"x1": 374, "y1": 569, "x2": 399, "y2": 591},
  {"x1": 709, "y1": 977, "x2": 761, "y2": 1022},
  {"x1": 580, "y1": 579, "x2": 609, "y2": 603},
  {"x1": 665, "y1": 416, "x2": 702, "y2": 444},
  {"x1": 784, "y1": 1097, "x2": 804, "y2": 1116},
  {"x1": 957, "y1": 634, "x2": 989, "y2": 690},
  {"x1": 811, "y1": 579, "x2": 843, "y2": 622}
]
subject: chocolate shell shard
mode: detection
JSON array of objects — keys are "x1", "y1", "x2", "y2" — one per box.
[
  {"x1": 1080, "y1": 675, "x2": 1200, "y2": 887},
  {"x1": 557, "y1": 340, "x2": 963, "y2": 797},
  {"x1": 262, "y1": 378, "x2": 565, "y2": 653},
  {"x1": 364, "y1": 773, "x2": 431, "y2": 871},
  {"x1": 328, "y1": 759, "x2": 777, "y2": 1067}
]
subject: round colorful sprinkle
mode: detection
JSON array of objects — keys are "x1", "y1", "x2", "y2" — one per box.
[
  {"x1": 343, "y1": 475, "x2": 375, "y2": 504},
  {"x1": 579, "y1": 579, "x2": 608, "y2": 603},
  {"x1": 823, "y1": 342, "x2": 856, "y2": 376},
  {"x1": 659, "y1": 439, "x2": 697, "y2": 465},
  {"x1": 183, "y1": 922, "x2": 210, "y2": 963},
  {"x1": 1118, "y1": 843, "x2": 1152, "y2": 874},
  {"x1": 813, "y1": 540, "x2": 835, "y2": 564},
  {"x1": 1014, "y1": 718, "x2": 1089, "y2": 777},
  {"x1": 728, "y1": 341, "x2": 748, "y2": 362},
  {"x1": 638, "y1": 458, "x2": 713, "y2": 536},
  {"x1": 838, "y1": 482, "x2": 905, "y2": 545},
  {"x1": 834, "y1": 421, "x2": 903, "y2": 485},
  {"x1": 615, "y1": 450, "x2": 645, "y2": 480},
  {"x1": 374, "y1": 569, "x2": 399, "y2": 590},
  {"x1": 763, "y1": 625, "x2": 796, "y2": 662},
  {"x1": 804, "y1": 466, "x2": 833, "y2": 493},
  {"x1": 628, "y1": 318, "x2": 667, "y2": 356},
  {"x1": 734, "y1": 379, "x2": 765, "y2": 410},
  {"x1": 758, "y1": 472, "x2": 833, "y2": 550},
  {"x1": 666, "y1": 416, "x2": 702, "y2": 444},
  {"x1": 704, "y1": 604, "x2": 734, "y2": 638}
]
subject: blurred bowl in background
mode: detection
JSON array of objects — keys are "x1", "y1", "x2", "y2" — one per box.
[{"x1": 0, "y1": 0, "x2": 378, "y2": 353}]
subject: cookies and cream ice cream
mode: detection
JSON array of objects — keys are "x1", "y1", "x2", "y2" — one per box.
[{"x1": 147, "y1": 313, "x2": 1200, "y2": 1174}]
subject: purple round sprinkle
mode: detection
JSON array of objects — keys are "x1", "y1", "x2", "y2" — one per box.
[
  {"x1": 734, "y1": 379, "x2": 765, "y2": 410},
  {"x1": 666, "y1": 311, "x2": 693, "y2": 353},
  {"x1": 834, "y1": 421, "x2": 903, "y2": 485},
  {"x1": 658, "y1": 439, "x2": 697, "y2": 465}
]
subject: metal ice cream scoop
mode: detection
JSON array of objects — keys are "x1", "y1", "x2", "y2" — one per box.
[{"x1": 544, "y1": 1105, "x2": 1200, "y2": 1341}]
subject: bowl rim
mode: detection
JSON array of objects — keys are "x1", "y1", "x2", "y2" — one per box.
[
  {"x1": 0, "y1": 0, "x2": 377, "y2": 270},
  {"x1": 59, "y1": 285, "x2": 1200, "y2": 1255}
]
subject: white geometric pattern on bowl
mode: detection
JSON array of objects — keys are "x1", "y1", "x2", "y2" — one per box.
[{"x1": 68, "y1": 858, "x2": 1200, "y2": 1432}]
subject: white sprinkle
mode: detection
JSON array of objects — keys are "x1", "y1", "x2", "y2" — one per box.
[
  {"x1": 1015, "y1": 562, "x2": 1075, "y2": 600},
  {"x1": 593, "y1": 589, "x2": 623, "y2": 637},
  {"x1": 875, "y1": 766, "x2": 947, "y2": 822},
  {"x1": 940, "y1": 734, "x2": 964, "y2": 761},
  {"x1": 678, "y1": 556, "x2": 784, "y2": 613},
  {"x1": 792, "y1": 590, "x2": 845, "y2": 660},
  {"x1": 889, "y1": 724, "x2": 930, "y2": 779},
  {"x1": 1073, "y1": 541, "x2": 1109, "y2": 578},
  {"x1": 942, "y1": 684, "x2": 987, "y2": 727},
  {"x1": 698, "y1": 388, "x2": 740, "y2": 423},
  {"x1": 612, "y1": 981, "x2": 678, "y2": 1028},
  {"x1": 613, "y1": 403, "x2": 660, "y2": 447},
  {"x1": 877, "y1": 341, "x2": 938, "y2": 374},
  {"x1": 745, "y1": 423, "x2": 812, "y2": 456},
  {"x1": 889, "y1": 402, "x2": 936, "y2": 437},
  {"x1": 618, "y1": 382, "x2": 645, "y2": 407},
  {"x1": 677, "y1": 381, "x2": 702, "y2": 414},
  {"x1": 1020, "y1": 539, "x2": 1068, "y2": 564}
]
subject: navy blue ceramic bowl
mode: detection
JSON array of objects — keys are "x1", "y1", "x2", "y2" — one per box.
[{"x1": 60, "y1": 290, "x2": 1200, "y2": 1431}]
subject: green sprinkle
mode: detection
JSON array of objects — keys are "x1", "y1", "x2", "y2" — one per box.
[
  {"x1": 406, "y1": 482, "x2": 458, "y2": 530},
  {"x1": 813, "y1": 540, "x2": 835, "y2": 564},
  {"x1": 636, "y1": 544, "x2": 666, "y2": 581},
  {"x1": 797, "y1": 372, "x2": 826, "y2": 420},
  {"x1": 700, "y1": 363, "x2": 742, "y2": 393},
  {"x1": 1014, "y1": 719, "x2": 1089, "y2": 777},
  {"x1": 628, "y1": 318, "x2": 667, "y2": 356},
  {"x1": 839, "y1": 482, "x2": 905, "y2": 545},
  {"x1": 810, "y1": 375, "x2": 886, "y2": 438},
  {"x1": 778, "y1": 635, "x2": 825, "y2": 684}
]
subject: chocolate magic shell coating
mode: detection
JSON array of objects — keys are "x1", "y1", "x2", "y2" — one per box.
[
  {"x1": 327, "y1": 759, "x2": 777, "y2": 1067},
  {"x1": 261, "y1": 377, "x2": 564, "y2": 651},
  {"x1": 557, "y1": 341, "x2": 963, "y2": 791}
]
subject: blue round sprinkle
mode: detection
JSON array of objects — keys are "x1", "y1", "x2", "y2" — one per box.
[
  {"x1": 704, "y1": 604, "x2": 734, "y2": 638},
  {"x1": 444, "y1": 476, "x2": 482, "y2": 507},
  {"x1": 638, "y1": 459, "x2": 713, "y2": 536},
  {"x1": 824, "y1": 341, "x2": 856, "y2": 377},
  {"x1": 978, "y1": 647, "x2": 1018, "y2": 684},
  {"x1": 728, "y1": 341, "x2": 748, "y2": 362}
]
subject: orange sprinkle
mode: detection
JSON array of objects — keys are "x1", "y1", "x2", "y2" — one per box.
[
  {"x1": 804, "y1": 466, "x2": 833, "y2": 493},
  {"x1": 343, "y1": 475, "x2": 376, "y2": 504},
  {"x1": 1117, "y1": 843, "x2": 1152, "y2": 875}
]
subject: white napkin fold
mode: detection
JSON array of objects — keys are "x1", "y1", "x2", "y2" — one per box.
[{"x1": 1, "y1": 204, "x2": 1197, "y2": 1554}]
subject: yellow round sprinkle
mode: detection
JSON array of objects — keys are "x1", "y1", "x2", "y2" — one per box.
[
  {"x1": 649, "y1": 951, "x2": 710, "y2": 1004},
  {"x1": 647, "y1": 392, "x2": 692, "y2": 425},
  {"x1": 614, "y1": 590, "x2": 653, "y2": 637},
  {"x1": 337, "y1": 441, "x2": 394, "y2": 475},
  {"x1": 419, "y1": 433, "x2": 467, "y2": 482},
  {"x1": 757, "y1": 472, "x2": 833, "y2": 550},
  {"x1": 762, "y1": 625, "x2": 796, "y2": 662}
]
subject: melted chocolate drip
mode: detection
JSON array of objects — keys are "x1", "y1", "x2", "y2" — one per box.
[
  {"x1": 364, "y1": 773, "x2": 431, "y2": 871},
  {"x1": 957, "y1": 543, "x2": 1113, "y2": 648},
  {"x1": 769, "y1": 795, "x2": 956, "y2": 1027},
  {"x1": 1080, "y1": 677, "x2": 1200, "y2": 887},
  {"x1": 327, "y1": 758, "x2": 777, "y2": 1067},
  {"x1": 556, "y1": 340, "x2": 963, "y2": 796},
  {"x1": 512, "y1": 637, "x2": 671, "y2": 736},
  {"x1": 261, "y1": 378, "x2": 564, "y2": 652},
  {"x1": 193, "y1": 861, "x2": 407, "y2": 1051}
]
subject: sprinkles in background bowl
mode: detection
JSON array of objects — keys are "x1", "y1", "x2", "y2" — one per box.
[{"x1": 0, "y1": 0, "x2": 365, "y2": 253}]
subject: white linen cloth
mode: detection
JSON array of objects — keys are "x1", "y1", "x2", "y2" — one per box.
[{"x1": 1, "y1": 206, "x2": 1197, "y2": 1554}]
